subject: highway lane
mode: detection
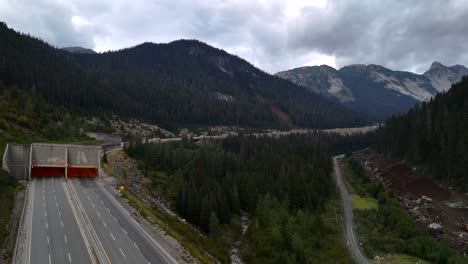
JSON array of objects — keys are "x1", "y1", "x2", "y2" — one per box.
[
  {"x1": 70, "y1": 178, "x2": 171, "y2": 264},
  {"x1": 29, "y1": 177, "x2": 92, "y2": 264},
  {"x1": 333, "y1": 156, "x2": 370, "y2": 264}
]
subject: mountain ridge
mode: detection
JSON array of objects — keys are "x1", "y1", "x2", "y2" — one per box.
[
  {"x1": 0, "y1": 22, "x2": 368, "y2": 129},
  {"x1": 276, "y1": 62, "x2": 468, "y2": 119},
  {"x1": 62, "y1": 46, "x2": 96, "y2": 54}
]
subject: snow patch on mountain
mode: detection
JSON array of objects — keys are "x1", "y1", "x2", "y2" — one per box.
[{"x1": 328, "y1": 76, "x2": 345, "y2": 93}]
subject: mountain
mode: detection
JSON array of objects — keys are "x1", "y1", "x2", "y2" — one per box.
[
  {"x1": 276, "y1": 62, "x2": 468, "y2": 120},
  {"x1": 274, "y1": 65, "x2": 355, "y2": 102},
  {"x1": 0, "y1": 22, "x2": 368, "y2": 129},
  {"x1": 62, "y1": 46, "x2": 96, "y2": 54},
  {"x1": 375, "y1": 76, "x2": 468, "y2": 184}
]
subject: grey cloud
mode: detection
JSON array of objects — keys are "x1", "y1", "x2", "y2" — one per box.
[
  {"x1": 0, "y1": 0, "x2": 467, "y2": 73},
  {"x1": 0, "y1": 0, "x2": 94, "y2": 48},
  {"x1": 288, "y1": 0, "x2": 468, "y2": 72}
]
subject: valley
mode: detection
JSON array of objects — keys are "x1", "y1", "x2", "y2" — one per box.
[{"x1": 1, "y1": 3, "x2": 468, "y2": 263}]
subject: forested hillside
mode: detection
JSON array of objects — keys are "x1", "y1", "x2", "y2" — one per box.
[
  {"x1": 0, "y1": 22, "x2": 367, "y2": 129},
  {"x1": 124, "y1": 133, "x2": 373, "y2": 262},
  {"x1": 376, "y1": 76, "x2": 468, "y2": 185}
]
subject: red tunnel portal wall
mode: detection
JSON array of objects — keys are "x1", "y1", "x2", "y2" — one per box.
[
  {"x1": 67, "y1": 167, "x2": 98, "y2": 178},
  {"x1": 31, "y1": 167, "x2": 65, "y2": 177},
  {"x1": 31, "y1": 167, "x2": 98, "y2": 177}
]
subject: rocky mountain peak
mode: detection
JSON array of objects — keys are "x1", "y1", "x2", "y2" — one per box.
[
  {"x1": 429, "y1": 61, "x2": 447, "y2": 71},
  {"x1": 277, "y1": 61, "x2": 467, "y2": 120}
]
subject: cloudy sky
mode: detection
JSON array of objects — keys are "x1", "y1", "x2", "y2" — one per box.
[{"x1": 1, "y1": 0, "x2": 467, "y2": 73}]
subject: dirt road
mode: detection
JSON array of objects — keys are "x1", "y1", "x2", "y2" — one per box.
[{"x1": 334, "y1": 155, "x2": 370, "y2": 264}]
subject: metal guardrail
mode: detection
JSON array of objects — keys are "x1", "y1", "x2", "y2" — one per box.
[
  {"x1": 2, "y1": 143, "x2": 9, "y2": 173},
  {"x1": 101, "y1": 143, "x2": 123, "y2": 155}
]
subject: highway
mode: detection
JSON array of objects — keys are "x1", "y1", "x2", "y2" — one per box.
[
  {"x1": 28, "y1": 177, "x2": 92, "y2": 264},
  {"x1": 333, "y1": 156, "x2": 370, "y2": 264},
  {"x1": 70, "y1": 178, "x2": 173, "y2": 264},
  {"x1": 17, "y1": 176, "x2": 177, "y2": 264}
]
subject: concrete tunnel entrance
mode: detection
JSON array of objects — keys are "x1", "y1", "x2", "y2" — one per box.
[{"x1": 3, "y1": 143, "x2": 101, "y2": 179}]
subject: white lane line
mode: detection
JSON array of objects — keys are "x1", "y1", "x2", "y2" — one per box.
[
  {"x1": 49, "y1": 254, "x2": 51, "y2": 264},
  {"x1": 122, "y1": 228, "x2": 128, "y2": 234},
  {"x1": 58, "y1": 210, "x2": 61, "y2": 217},
  {"x1": 103, "y1": 221, "x2": 107, "y2": 228},
  {"x1": 56, "y1": 202, "x2": 59, "y2": 207},
  {"x1": 97, "y1": 212, "x2": 101, "y2": 218},
  {"x1": 86, "y1": 195, "x2": 90, "y2": 200},
  {"x1": 100, "y1": 200, "x2": 104, "y2": 204},
  {"x1": 54, "y1": 195, "x2": 57, "y2": 200},
  {"x1": 91, "y1": 203, "x2": 95, "y2": 208},
  {"x1": 28, "y1": 180, "x2": 35, "y2": 264},
  {"x1": 68, "y1": 252, "x2": 72, "y2": 263},
  {"x1": 110, "y1": 233, "x2": 116, "y2": 240},
  {"x1": 61, "y1": 221, "x2": 64, "y2": 228},
  {"x1": 119, "y1": 248, "x2": 126, "y2": 257},
  {"x1": 43, "y1": 202, "x2": 46, "y2": 207},
  {"x1": 133, "y1": 242, "x2": 140, "y2": 250},
  {"x1": 113, "y1": 216, "x2": 117, "y2": 222},
  {"x1": 43, "y1": 195, "x2": 45, "y2": 200},
  {"x1": 106, "y1": 208, "x2": 110, "y2": 212},
  {"x1": 64, "y1": 235, "x2": 68, "y2": 244},
  {"x1": 45, "y1": 211, "x2": 47, "y2": 217},
  {"x1": 45, "y1": 223, "x2": 48, "y2": 229},
  {"x1": 47, "y1": 235, "x2": 49, "y2": 245}
]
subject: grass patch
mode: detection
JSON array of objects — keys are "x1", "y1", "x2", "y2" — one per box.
[
  {"x1": 352, "y1": 195, "x2": 378, "y2": 210},
  {"x1": 373, "y1": 253, "x2": 429, "y2": 264},
  {"x1": 121, "y1": 190, "x2": 229, "y2": 263},
  {"x1": 0, "y1": 186, "x2": 16, "y2": 244}
]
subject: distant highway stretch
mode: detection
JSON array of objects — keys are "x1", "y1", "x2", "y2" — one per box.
[
  {"x1": 16, "y1": 177, "x2": 177, "y2": 264},
  {"x1": 333, "y1": 156, "x2": 370, "y2": 264},
  {"x1": 149, "y1": 125, "x2": 379, "y2": 143}
]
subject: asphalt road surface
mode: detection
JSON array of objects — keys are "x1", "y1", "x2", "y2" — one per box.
[
  {"x1": 70, "y1": 178, "x2": 173, "y2": 264},
  {"x1": 333, "y1": 156, "x2": 370, "y2": 264},
  {"x1": 29, "y1": 177, "x2": 93, "y2": 264},
  {"x1": 19, "y1": 177, "x2": 176, "y2": 264}
]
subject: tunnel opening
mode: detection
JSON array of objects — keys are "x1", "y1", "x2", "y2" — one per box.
[
  {"x1": 31, "y1": 166, "x2": 65, "y2": 177},
  {"x1": 67, "y1": 167, "x2": 98, "y2": 177}
]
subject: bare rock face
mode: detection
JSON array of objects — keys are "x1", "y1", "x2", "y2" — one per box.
[
  {"x1": 423, "y1": 61, "x2": 468, "y2": 92},
  {"x1": 276, "y1": 65, "x2": 355, "y2": 102},
  {"x1": 276, "y1": 62, "x2": 468, "y2": 120}
]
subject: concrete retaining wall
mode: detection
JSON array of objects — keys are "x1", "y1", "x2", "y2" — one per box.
[{"x1": 2, "y1": 144, "x2": 31, "y2": 181}]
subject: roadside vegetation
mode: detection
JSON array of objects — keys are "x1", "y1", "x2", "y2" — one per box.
[
  {"x1": 0, "y1": 169, "x2": 21, "y2": 255},
  {"x1": 342, "y1": 156, "x2": 468, "y2": 263},
  {"x1": 351, "y1": 195, "x2": 378, "y2": 210},
  {"x1": 120, "y1": 190, "x2": 226, "y2": 263}
]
